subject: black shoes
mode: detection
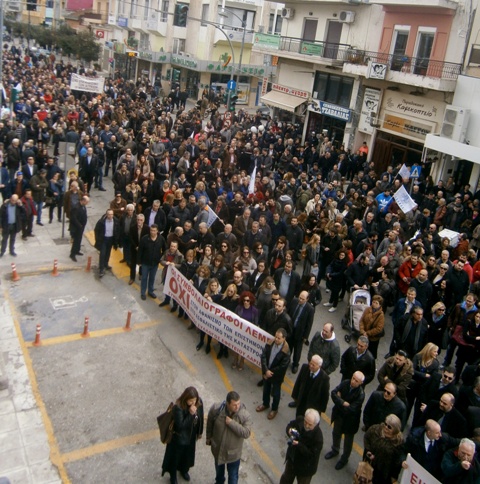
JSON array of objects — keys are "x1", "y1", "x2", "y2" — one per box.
[
  {"x1": 288, "y1": 401, "x2": 297, "y2": 408},
  {"x1": 148, "y1": 293, "x2": 157, "y2": 299},
  {"x1": 70, "y1": 255, "x2": 77, "y2": 262},
  {"x1": 77, "y1": 252, "x2": 84, "y2": 256},
  {"x1": 141, "y1": 295, "x2": 147, "y2": 300},
  {"x1": 196, "y1": 342, "x2": 204, "y2": 351},
  {"x1": 335, "y1": 460, "x2": 348, "y2": 470},
  {"x1": 325, "y1": 451, "x2": 339, "y2": 460},
  {"x1": 257, "y1": 379, "x2": 264, "y2": 387},
  {"x1": 292, "y1": 365, "x2": 299, "y2": 374},
  {"x1": 99, "y1": 187, "x2": 106, "y2": 191},
  {"x1": 37, "y1": 222, "x2": 44, "y2": 226},
  {"x1": 205, "y1": 344, "x2": 211, "y2": 354},
  {"x1": 159, "y1": 301, "x2": 169, "y2": 307},
  {"x1": 181, "y1": 472, "x2": 190, "y2": 481}
]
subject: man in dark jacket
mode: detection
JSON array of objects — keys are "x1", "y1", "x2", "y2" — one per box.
[
  {"x1": 274, "y1": 261, "x2": 301, "y2": 306},
  {"x1": 288, "y1": 291, "x2": 315, "y2": 373},
  {"x1": 441, "y1": 438, "x2": 480, "y2": 484},
  {"x1": 285, "y1": 216, "x2": 304, "y2": 261},
  {"x1": 447, "y1": 260, "x2": 471, "y2": 306},
  {"x1": 262, "y1": 298, "x2": 293, "y2": 339},
  {"x1": 78, "y1": 146, "x2": 98, "y2": 194},
  {"x1": 69, "y1": 195, "x2": 89, "y2": 261},
  {"x1": 0, "y1": 194, "x2": 25, "y2": 256},
  {"x1": 280, "y1": 409, "x2": 323, "y2": 483},
  {"x1": 394, "y1": 306, "x2": 429, "y2": 359},
  {"x1": 29, "y1": 168, "x2": 48, "y2": 225},
  {"x1": 137, "y1": 224, "x2": 166, "y2": 300},
  {"x1": 421, "y1": 393, "x2": 468, "y2": 439},
  {"x1": 363, "y1": 382, "x2": 407, "y2": 430},
  {"x1": 377, "y1": 351, "x2": 414, "y2": 404},
  {"x1": 256, "y1": 329, "x2": 291, "y2": 420},
  {"x1": 288, "y1": 355, "x2": 330, "y2": 418},
  {"x1": 94, "y1": 209, "x2": 121, "y2": 278},
  {"x1": 128, "y1": 213, "x2": 149, "y2": 285},
  {"x1": 340, "y1": 336, "x2": 376, "y2": 386},
  {"x1": 325, "y1": 371, "x2": 365, "y2": 470},
  {"x1": 307, "y1": 323, "x2": 340, "y2": 375},
  {"x1": 345, "y1": 255, "x2": 370, "y2": 290},
  {"x1": 144, "y1": 199, "x2": 167, "y2": 233},
  {"x1": 405, "y1": 420, "x2": 459, "y2": 481}
]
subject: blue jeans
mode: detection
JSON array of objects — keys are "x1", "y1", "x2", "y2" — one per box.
[
  {"x1": 35, "y1": 200, "x2": 44, "y2": 223},
  {"x1": 95, "y1": 165, "x2": 104, "y2": 188},
  {"x1": 262, "y1": 378, "x2": 281, "y2": 411},
  {"x1": 215, "y1": 459, "x2": 240, "y2": 484},
  {"x1": 141, "y1": 264, "x2": 158, "y2": 297}
]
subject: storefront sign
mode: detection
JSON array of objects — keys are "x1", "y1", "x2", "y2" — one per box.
[
  {"x1": 261, "y1": 77, "x2": 268, "y2": 97},
  {"x1": 384, "y1": 91, "x2": 443, "y2": 122},
  {"x1": 117, "y1": 17, "x2": 128, "y2": 28},
  {"x1": 171, "y1": 54, "x2": 198, "y2": 69},
  {"x1": 253, "y1": 32, "x2": 281, "y2": 50},
  {"x1": 139, "y1": 51, "x2": 153, "y2": 61},
  {"x1": 382, "y1": 112, "x2": 434, "y2": 140},
  {"x1": 272, "y1": 83, "x2": 309, "y2": 99},
  {"x1": 358, "y1": 87, "x2": 381, "y2": 134},
  {"x1": 367, "y1": 61, "x2": 387, "y2": 79},
  {"x1": 308, "y1": 99, "x2": 352, "y2": 122},
  {"x1": 206, "y1": 63, "x2": 265, "y2": 76},
  {"x1": 164, "y1": 266, "x2": 273, "y2": 367}
]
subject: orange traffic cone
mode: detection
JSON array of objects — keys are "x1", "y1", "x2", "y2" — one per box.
[
  {"x1": 81, "y1": 316, "x2": 90, "y2": 338},
  {"x1": 52, "y1": 259, "x2": 59, "y2": 277},
  {"x1": 33, "y1": 324, "x2": 42, "y2": 346},
  {"x1": 11, "y1": 263, "x2": 20, "y2": 282}
]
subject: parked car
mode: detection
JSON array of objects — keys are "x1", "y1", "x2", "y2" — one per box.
[{"x1": 257, "y1": 106, "x2": 271, "y2": 119}]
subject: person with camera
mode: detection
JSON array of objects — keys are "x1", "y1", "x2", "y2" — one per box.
[{"x1": 279, "y1": 408, "x2": 323, "y2": 484}]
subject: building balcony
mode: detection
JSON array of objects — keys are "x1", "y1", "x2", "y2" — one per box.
[
  {"x1": 213, "y1": 27, "x2": 254, "y2": 45},
  {"x1": 145, "y1": 15, "x2": 167, "y2": 36},
  {"x1": 130, "y1": 16, "x2": 150, "y2": 34},
  {"x1": 252, "y1": 32, "x2": 351, "y2": 66},
  {"x1": 368, "y1": 0, "x2": 458, "y2": 8},
  {"x1": 342, "y1": 49, "x2": 461, "y2": 91}
]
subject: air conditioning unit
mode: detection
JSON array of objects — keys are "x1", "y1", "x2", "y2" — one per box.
[
  {"x1": 339, "y1": 11, "x2": 355, "y2": 23},
  {"x1": 281, "y1": 8, "x2": 295, "y2": 19},
  {"x1": 441, "y1": 106, "x2": 471, "y2": 142}
]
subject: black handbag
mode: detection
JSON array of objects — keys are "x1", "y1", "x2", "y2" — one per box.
[{"x1": 157, "y1": 402, "x2": 175, "y2": 444}]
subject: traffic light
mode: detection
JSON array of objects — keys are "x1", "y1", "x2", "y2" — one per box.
[
  {"x1": 175, "y1": 4, "x2": 188, "y2": 27},
  {"x1": 229, "y1": 93, "x2": 238, "y2": 112},
  {"x1": 222, "y1": 91, "x2": 228, "y2": 105},
  {"x1": 127, "y1": 51, "x2": 138, "y2": 57}
]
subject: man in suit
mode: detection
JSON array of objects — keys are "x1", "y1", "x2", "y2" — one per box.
[
  {"x1": 325, "y1": 371, "x2": 365, "y2": 470},
  {"x1": 288, "y1": 291, "x2": 315, "y2": 374},
  {"x1": 78, "y1": 146, "x2": 98, "y2": 195},
  {"x1": 413, "y1": 366, "x2": 458, "y2": 427},
  {"x1": 363, "y1": 382, "x2": 407, "y2": 431},
  {"x1": 69, "y1": 195, "x2": 89, "y2": 261},
  {"x1": 21, "y1": 156, "x2": 37, "y2": 184},
  {"x1": 421, "y1": 393, "x2": 468, "y2": 439},
  {"x1": 288, "y1": 355, "x2": 330, "y2": 418},
  {"x1": 94, "y1": 209, "x2": 121, "y2": 278},
  {"x1": 144, "y1": 199, "x2": 166, "y2": 233},
  {"x1": 128, "y1": 213, "x2": 149, "y2": 285},
  {"x1": 340, "y1": 336, "x2": 376, "y2": 387},
  {"x1": 274, "y1": 261, "x2": 301, "y2": 307},
  {"x1": 256, "y1": 329, "x2": 291, "y2": 420},
  {"x1": 404, "y1": 420, "x2": 459, "y2": 481}
]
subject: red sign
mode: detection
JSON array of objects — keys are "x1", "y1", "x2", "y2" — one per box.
[
  {"x1": 96, "y1": 30, "x2": 105, "y2": 39},
  {"x1": 272, "y1": 83, "x2": 309, "y2": 99}
]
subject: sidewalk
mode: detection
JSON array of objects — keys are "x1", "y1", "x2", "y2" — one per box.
[{"x1": 0, "y1": 293, "x2": 61, "y2": 484}]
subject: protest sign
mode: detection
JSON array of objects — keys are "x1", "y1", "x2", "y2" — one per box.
[
  {"x1": 394, "y1": 185, "x2": 417, "y2": 213},
  {"x1": 70, "y1": 74, "x2": 105, "y2": 93},
  {"x1": 164, "y1": 266, "x2": 273, "y2": 367},
  {"x1": 400, "y1": 454, "x2": 441, "y2": 484}
]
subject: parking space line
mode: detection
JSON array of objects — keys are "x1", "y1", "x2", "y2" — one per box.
[
  {"x1": 178, "y1": 351, "x2": 197, "y2": 374},
  {"x1": 61, "y1": 429, "x2": 159, "y2": 464},
  {"x1": 4, "y1": 289, "x2": 71, "y2": 483},
  {"x1": 25, "y1": 321, "x2": 160, "y2": 347}
]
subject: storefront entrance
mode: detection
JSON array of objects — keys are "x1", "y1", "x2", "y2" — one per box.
[
  {"x1": 372, "y1": 131, "x2": 423, "y2": 174},
  {"x1": 307, "y1": 112, "x2": 346, "y2": 149}
]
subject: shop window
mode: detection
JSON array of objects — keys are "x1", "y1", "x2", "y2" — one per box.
[{"x1": 313, "y1": 72, "x2": 353, "y2": 108}]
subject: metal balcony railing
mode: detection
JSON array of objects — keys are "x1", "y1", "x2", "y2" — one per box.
[
  {"x1": 277, "y1": 36, "x2": 352, "y2": 62},
  {"x1": 345, "y1": 49, "x2": 462, "y2": 80}
]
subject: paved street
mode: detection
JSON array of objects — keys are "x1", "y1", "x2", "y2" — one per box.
[{"x1": 0, "y1": 175, "x2": 399, "y2": 483}]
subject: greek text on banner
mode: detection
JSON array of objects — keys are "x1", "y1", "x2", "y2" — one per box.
[
  {"x1": 70, "y1": 73, "x2": 105, "y2": 94},
  {"x1": 164, "y1": 266, "x2": 273, "y2": 367},
  {"x1": 400, "y1": 454, "x2": 440, "y2": 484}
]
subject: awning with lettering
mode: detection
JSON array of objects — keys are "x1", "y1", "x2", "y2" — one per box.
[
  {"x1": 424, "y1": 134, "x2": 480, "y2": 164},
  {"x1": 261, "y1": 90, "x2": 306, "y2": 113}
]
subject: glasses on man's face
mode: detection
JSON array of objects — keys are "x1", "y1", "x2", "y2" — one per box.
[
  {"x1": 443, "y1": 374, "x2": 454, "y2": 381},
  {"x1": 384, "y1": 390, "x2": 393, "y2": 396}
]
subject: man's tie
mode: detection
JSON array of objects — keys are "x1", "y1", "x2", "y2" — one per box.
[
  {"x1": 428, "y1": 440, "x2": 434, "y2": 453},
  {"x1": 310, "y1": 372, "x2": 315, "y2": 379}
]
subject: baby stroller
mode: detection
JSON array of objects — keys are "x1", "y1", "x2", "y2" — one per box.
[{"x1": 341, "y1": 288, "x2": 371, "y2": 343}]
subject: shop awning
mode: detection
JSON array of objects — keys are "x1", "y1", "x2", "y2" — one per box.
[
  {"x1": 424, "y1": 134, "x2": 480, "y2": 164},
  {"x1": 261, "y1": 91, "x2": 306, "y2": 113}
]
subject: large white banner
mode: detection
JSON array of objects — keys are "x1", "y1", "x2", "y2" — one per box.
[
  {"x1": 164, "y1": 266, "x2": 273, "y2": 367},
  {"x1": 394, "y1": 185, "x2": 417, "y2": 214},
  {"x1": 70, "y1": 74, "x2": 105, "y2": 93},
  {"x1": 400, "y1": 454, "x2": 441, "y2": 484}
]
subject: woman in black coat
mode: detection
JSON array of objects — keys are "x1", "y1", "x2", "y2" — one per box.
[
  {"x1": 324, "y1": 249, "x2": 348, "y2": 312},
  {"x1": 426, "y1": 301, "x2": 448, "y2": 354},
  {"x1": 162, "y1": 386, "x2": 204, "y2": 484}
]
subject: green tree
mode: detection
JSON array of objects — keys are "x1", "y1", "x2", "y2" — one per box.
[{"x1": 74, "y1": 30, "x2": 101, "y2": 63}]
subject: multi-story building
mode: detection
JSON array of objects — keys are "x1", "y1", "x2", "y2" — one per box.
[{"x1": 254, "y1": 0, "x2": 476, "y2": 184}]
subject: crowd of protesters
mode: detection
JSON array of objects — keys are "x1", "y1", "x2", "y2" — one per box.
[{"x1": 3, "y1": 40, "x2": 480, "y2": 483}]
